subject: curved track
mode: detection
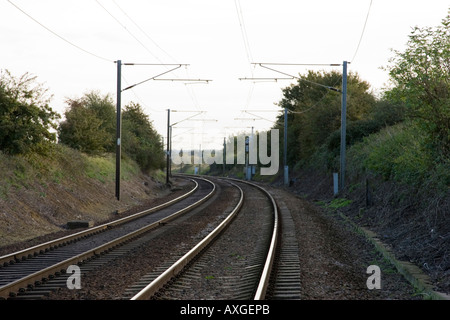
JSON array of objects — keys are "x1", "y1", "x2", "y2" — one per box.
[
  {"x1": 1, "y1": 175, "x2": 304, "y2": 301},
  {"x1": 130, "y1": 176, "x2": 279, "y2": 300},
  {"x1": 0, "y1": 176, "x2": 215, "y2": 299}
]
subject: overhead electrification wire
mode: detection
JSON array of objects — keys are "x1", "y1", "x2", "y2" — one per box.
[
  {"x1": 112, "y1": 0, "x2": 179, "y2": 64},
  {"x1": 247, "y1": 63, "x2": 344, "y2": 116},
  {"x1": 121, "y1": 75, "x2": 165, "y2": 113},
  {"x1": 95, "y1": 0, "x2": 164, "y2": 63},
  {"x1": 234, "y1": 0, "x2": 257, "y2": 111},
  {"x1": 234, "y1": 0, "x2": 254, "y2": 66},
  {"x1": 7, "y1": 0, "x2": 113, "y2": 63},
  {"x1": 97, "y1": 1, "x2": 205, "y2": 114},
  {"x1": 351, "y1": 0, "x2": 373, "y2": 63},
  {"x1": 257, "y1": 64, "x2": 342, "y2": 92}
]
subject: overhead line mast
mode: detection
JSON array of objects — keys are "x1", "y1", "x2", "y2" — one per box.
[
  {"x1": 115, "y1": 61, "x2": 211, "y2": 200},
  {"x1": 239, "y1": 62, "x2": 348, "y2": 190}
]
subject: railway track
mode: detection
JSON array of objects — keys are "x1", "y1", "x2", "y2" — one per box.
[
  {"x1": 0, "y1": 175, "x2": 304, "y2": 301},
  {"x1": 265, "y1": 200, "x2": 302, "y2": 299},
  {"x1": 0, "y1": 176, "x2": 215, "y2": 299},
  {"x1": 129, "y1": 177, "x2": 281, "y2": 300}
]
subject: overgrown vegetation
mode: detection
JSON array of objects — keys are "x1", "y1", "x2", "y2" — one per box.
[
  {"x1": 274, "y1": 70, "x2": 377, "y2": 165},
  {"x1": 385, "y1": 14, "x2": 450, "y2": 159},
  {"x1": 0, "y1": 144, "x2": 142, "y2": 200},
  {"x1": 122, "y1": 102, "x2": 165, "y2": 172},
  {"x1": 347, "y1": 122, "x2": 449, "y2": 190},
  {"x1": 265, "y1": 11, "x2": 449, "y2": 293},
  {"x1": 0, "y1": 69, "x2": 165, "y2": 175},
  {"x1": 0, "y1": 70, "x2": 60, "y2": 155},
  {"x1": 267, "y1": 12, "x2": 449, "y2": 195},
  {"x1": 0, "y1": 67, "x2": 166, "y2": 244},
  {"x1": 57, "y1": 92, "x2": 165, "y2": 173},
  {"x1": 58, "y1": 92, "x2": 116, "y2": 154}
]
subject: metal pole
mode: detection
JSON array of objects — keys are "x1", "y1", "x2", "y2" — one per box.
[
  {"x1": 340, "y1": 61, "x2": 348, "y2": 191},
  {"x1": 223, "y1": 137, "x2": 226, "y2": 175},
  {"x1": 166, "y1": 109, "x2": 170, "y2": 185},
  {"x1": 284, "y1": 106, "x2": 289, "y2": 186},
  {"x1": 250, "y1": 126, "x2": 254, "y2": 180},
  {"x1": 169, "y1": 125, "x2": 172, "y2": 178},
  {"x1": 245, "y1": 135, "x2": 249, "y2": 181},
  {"x1": 115, "y1": 60, "x2": 122, "y2": 201}
]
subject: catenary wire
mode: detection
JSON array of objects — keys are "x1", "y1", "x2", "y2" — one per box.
[
  {"x1": 112, "y1": 0, "x2": 179, "y2": 64},
  {"x1": 234, "y1": 0, "x2": 254, "y2": 66},
  {"x1": 234, "y1": 0, "x2": 257, "y2": 111},
  {"x1": 95, "y1": 0, "x2": 165, "y2": 64},
  {"x1": 350, "y1": 0, "x2": 373, "y2": 63},
  {"x1": 7, "y1": 0, "x2": 113, "y2": 63},
  {"x1": 96, "y1": 1, "x2": 205, "y2": 115}
]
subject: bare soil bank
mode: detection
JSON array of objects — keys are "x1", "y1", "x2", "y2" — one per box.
[
  {"x1": 0, "y1": 169, "x2": 170, "y2": 251},
  {"x1": 282, "y1": 168, "x2": 450, "y2": 295}
]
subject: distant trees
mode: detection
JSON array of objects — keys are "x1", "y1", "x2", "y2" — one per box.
[
  {"x1": 0, "y1": 70, "x2": 60, "y2": 155},
  {"x1": 58, "y1": 92, "x2": 164, "y2": 172},
  {"x1": 271, "y1": 10, "x2": 448, "y2": 186},
  {"x1": 122, "y1": 102, "x2": 165, "y2": 172},
  {"x1": 0, "y1": 68, "x2": 165, "y2": 172},
  {"x1": 274, "y1": 70, "x2": 379, "y2": 167}
]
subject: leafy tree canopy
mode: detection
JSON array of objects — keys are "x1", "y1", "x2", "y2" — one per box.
[
  {"x1": 122, "y1": 102, "x2": 165, "y2": 172},
  {"x1": 275, "y1": 70, "x2": 376, "y2": 164},
  {"x1": 58, "y1": 91, "x2": 115, "y2": 154},
  {"x1": 0, "y1": 70, "x2": 60, "y2": 155},
  {"x1": 385, "y1": 11, "x2": 449, "y2": 158}
]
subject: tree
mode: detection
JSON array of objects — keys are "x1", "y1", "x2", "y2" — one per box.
[
  {"x1": 0, "y1": 70, "x2": 60, "y2": 155},
  {"x1": 58, "y1": 91, "x2": 116, "y2": 154},
  {"x1": 82, "y1": 91, "x2": 116, "y2": 152},
  {"x1": 276, "y1": 70, "x2": 376, "y2": 165},
  {"x1": 385, "y1": 11, "x2": 450, "y2": 158},
  {"x1": 122, "y1": 102, "x2": 165, "y2": 172}
]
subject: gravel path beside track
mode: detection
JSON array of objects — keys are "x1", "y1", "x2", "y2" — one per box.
[{"x1": 266, "y1": 186, "x2": 421, "y2": 300}]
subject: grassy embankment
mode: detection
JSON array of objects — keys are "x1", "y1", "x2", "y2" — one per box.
[{"x1": 0, "y1": 145, "x2": 166, "y2": 247}]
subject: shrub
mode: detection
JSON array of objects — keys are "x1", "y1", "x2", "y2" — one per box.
[
  {"x1": 276, "y1": 70, "x2": 376, "y2": 164},
  {"x1": 122, "y1": 102, "x2": 165, "y2": 172},
  {"x1": 58, "y1": 91, "x2": 115, "y2": 154},
  {"x1": 348, "y1": 122, "x2": 433, "y2": 187},
  {"x1": 385, "y1": 12, "x2": 450, "y2": 158},
  {"x1": 0, "y1": 70, "x2": 60, "y2": 155}
]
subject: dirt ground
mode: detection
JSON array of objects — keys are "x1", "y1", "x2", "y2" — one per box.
[
  {"x1": 281, "y1": 168, "x2": 450, "y2": 297},
  {"x1": 267, "y1": 186, "x2": 422, "y2": 300},
  {"x1": 0, "y1": 175, "x2": 183, "y2": 256}
]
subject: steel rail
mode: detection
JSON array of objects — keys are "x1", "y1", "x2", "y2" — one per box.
[
  {"x1": 220, "y1": 178, "x2": 279, "y2": 300},
  {"x1": 0, "y1": 177, "x2": 216, "y2": 299},
  {"x1": 131, "y1": 176, "x2": 279, "y2": 300},
  {"x1": 0, "y1": 178, "x2": 198, "y2": 267},
  {"x1": 131, "y1": 180, "x2": 244, "y2": 300}
]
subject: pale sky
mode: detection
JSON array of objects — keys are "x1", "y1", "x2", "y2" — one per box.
[{"x1": 1, "y1": 0, "x2": 449, "y2": 150}]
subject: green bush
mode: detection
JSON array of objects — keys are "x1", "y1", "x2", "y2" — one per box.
[
  {"x1": 275, "y1": 70, "x2": 376, "y2": 165},
  {"x1": 348, "y1": 122, "x2": 433, "y2": 187},
  {"x1": 0, "y1": 70, "x2": 60, "y2": 155},
  {"x1": 325, "y1": 99, "x2": 406, "y2": 168},
  {"x1": 122, "y1": 102, "x2": 165, "y2": 172},
  {"x1": 58, "y1": 92, "x2": 115, "y2": 154},
  {"x1": 385, "y1": 12, "x2": 450, "y2": 158}
]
